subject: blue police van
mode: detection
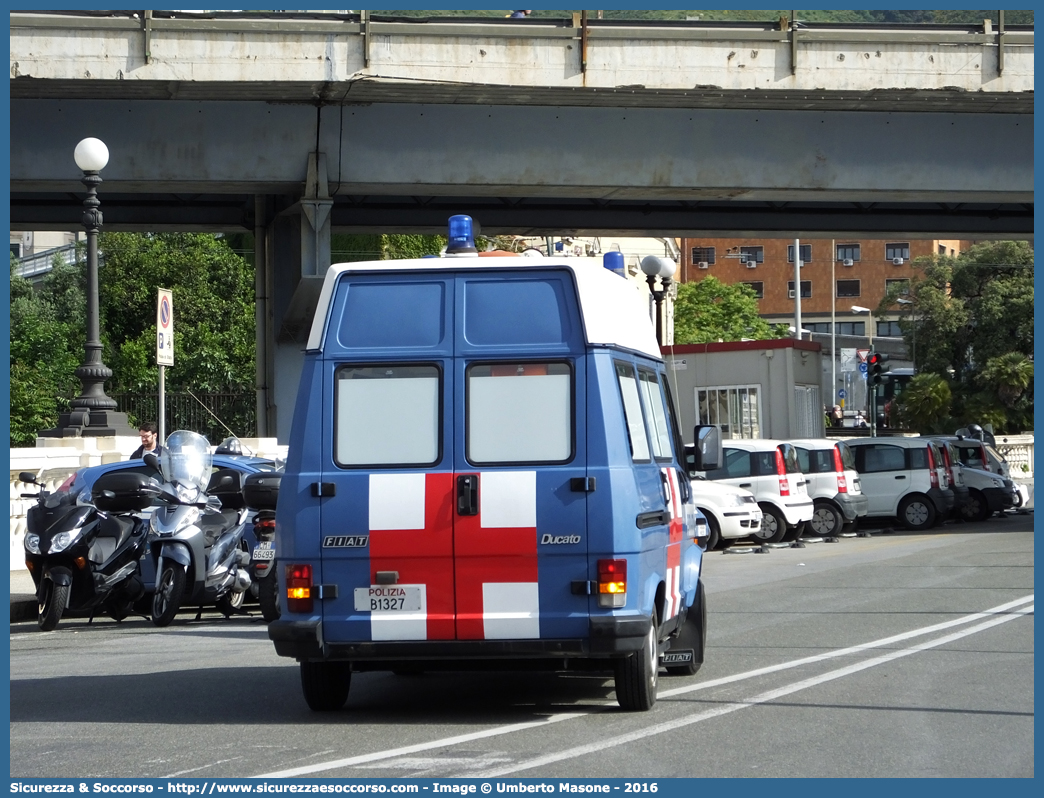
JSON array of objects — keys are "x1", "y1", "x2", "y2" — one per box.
[{"x1": 268, "y1": 217, "x2": 719, "y2": 712}]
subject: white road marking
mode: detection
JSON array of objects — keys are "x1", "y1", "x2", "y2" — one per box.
[
  {"x1": 253, "y1": 714, "x2": 586, "y2": 778},
  {"x1": 659, "y1": 593, "x2": 1034, "y2": 699},
  {"x1": 164, "y1": 759, "x2": 238, "y2": 777},
  {"x1": 251, "y1": 594, "x2": 1032, "y2": 778},
  {"x1": 471, "y1": 604, "x2": 1034, "y2": 777}
]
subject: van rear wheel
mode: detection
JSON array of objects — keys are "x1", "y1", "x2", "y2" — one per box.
[
  {"x1": 301, "y1": 661, "x2": 352, "y2": 711},
  {"x1": 615, "y1": 621, "x2": 659, "y2": 711}
]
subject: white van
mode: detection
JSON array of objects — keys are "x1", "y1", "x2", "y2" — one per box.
[
  {"x1": 790, "y1": 438, "x2": 868, "y2": 537},
  {"x1": 699, "y1": 440, "x2": 813, "y2": 544},
  {"x1": 689, "y1": 478, "x2": 762, "y2": 550}
]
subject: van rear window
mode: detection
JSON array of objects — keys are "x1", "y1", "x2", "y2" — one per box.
[
  {"x1": 467, "y1": 362, "x2": 572, "y2": 464},
  {"x1": 335, "y1": 365, "x2": 441, "y2": 466}
]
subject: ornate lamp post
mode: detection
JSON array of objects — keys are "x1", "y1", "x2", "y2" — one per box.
[
  {"x1": 39, "y1": 138, "x2": 134, "y2": 438},
  {"x1": 641, "y1": 255, "x2": 677, "y2": 346}
]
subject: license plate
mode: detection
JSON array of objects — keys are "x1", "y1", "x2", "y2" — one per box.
[
  {"x1": 252, "y1": 542, "x2": 275, "y2": 561},
  {"x1": 354, "y1": 585, "x2": 422, "y2": 613}
]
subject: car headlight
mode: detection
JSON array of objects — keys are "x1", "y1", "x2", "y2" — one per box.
[
  {"x1": 24, "y1": 533, "x2": 41, "y2": 555},
  {"x1": 992, "y1": 479, "x2": 1005, "y2": 488},
  {"x1": 722, "y1": 493, "x2": 747, "y2": 508},
  {"x1": 49, "y1": 527, "x2": 83, "y2": 554}
]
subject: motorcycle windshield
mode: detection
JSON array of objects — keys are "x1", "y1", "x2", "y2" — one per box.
[{"x1": 160, "y1": 430, "x2": 213, "y2": 492}]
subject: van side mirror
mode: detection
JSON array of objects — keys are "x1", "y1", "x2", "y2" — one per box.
[
  {"x1": 143, "y1": 452, "x2": 161, "y2": 472},
  {"x1": 685, "y1": 425, "x2": 722, "y2": 475}
]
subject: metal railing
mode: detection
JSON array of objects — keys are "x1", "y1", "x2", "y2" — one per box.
[{"x1": 111, "y1": 391, "x2": 256, "y2": 444}]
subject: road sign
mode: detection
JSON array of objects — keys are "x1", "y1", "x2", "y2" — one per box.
[
  {"x1": 857, "y1": 348, "x2": 871, "y2": 363},
  {"x1": 838, "y1": 389, "x2": 846, "y2": 399},
  {"x1": 859, "y1": 362, "x2": 868, "y2": 376},
  {"x1": 156, "y1": 288, "x2": 174, "y2": 366}
]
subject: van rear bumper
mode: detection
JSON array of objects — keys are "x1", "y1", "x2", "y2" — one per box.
[{"x1": 269, "y1": 615, "x2": 652, "y2": 663}]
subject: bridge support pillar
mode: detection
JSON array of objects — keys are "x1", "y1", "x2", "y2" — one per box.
[{"x1": 258, "y1": 152, "x2": 333, "y2": 443}]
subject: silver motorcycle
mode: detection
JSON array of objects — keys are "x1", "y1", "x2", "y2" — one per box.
[{"x1": 144, "y1": 430, "x2": 252, "y2": 627}]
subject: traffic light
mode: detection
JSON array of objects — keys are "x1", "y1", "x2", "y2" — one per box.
[{"x1": 867, "y1": 351, "x2": 891, "y2": 386}]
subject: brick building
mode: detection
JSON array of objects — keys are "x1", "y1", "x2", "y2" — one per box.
[{"x1": 678, "y1": 237, "x2": 967, "y2": 337}]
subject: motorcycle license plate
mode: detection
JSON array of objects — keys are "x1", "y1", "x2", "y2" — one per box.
[
  {"x1": 252, "y1": 542, "x2": 275, "y2": 561},
  {"x1": 354, "y1": 585, "x2": 422, "y2": 612}
]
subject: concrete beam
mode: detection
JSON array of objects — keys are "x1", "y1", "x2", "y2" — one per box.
[{"x1": 10, "y1": 100, "x2": 1032, "y2": 204}]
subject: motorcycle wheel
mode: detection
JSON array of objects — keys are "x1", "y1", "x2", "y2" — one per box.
[
  {"x1": 258, "y1": 570, "x2": 281, "y2": 623},
  {"x1": 216, "y1": 589, "x2": 246, "y2": 618},
  {"x1": 152, "y1": 563, "x2": 186, "y2": 627},
  {"x1": 38, "y1": 580, "x2": 68, "y2": 632}
]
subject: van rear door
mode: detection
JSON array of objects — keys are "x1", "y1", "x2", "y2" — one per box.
[{"x1": 316, "y1": 268, "x2": 589, "y2": 645}]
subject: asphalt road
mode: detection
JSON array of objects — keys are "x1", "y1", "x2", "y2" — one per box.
[{"x1": 9, "y1": 514, "x2": 1034, "y2": 779}]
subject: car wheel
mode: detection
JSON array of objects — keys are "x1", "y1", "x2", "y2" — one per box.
[
  {"x1": 810, "y1": 502, "x2": 844, "y2": 537},
  {"x1": 702, "y1": 512, "x2": 721, "y2": 551},
  {"x1": 898, "y1": 494, "x2": 936, "y2": 531},
  {"x1": 960, "y1": 489, "x2": 990, "y2": 523},
  {"x1": 754, "y1": 504, "x2": 787, "y2": 544}
]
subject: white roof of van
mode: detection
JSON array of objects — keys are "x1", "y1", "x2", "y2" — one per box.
[{"x1": 306, "y1": 256, "x2": 661, "y2": 358}]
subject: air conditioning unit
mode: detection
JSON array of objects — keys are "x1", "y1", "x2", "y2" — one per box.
[
  {"x1": 745, "y1": 260, "x2": 757, "y2": 269},
  {"x1": 697, "y1": 261, "x2": 709, "y2": 270},
  {"x1": 788, "y1": 289, "x2": 796, "y2": 299},
  {"x1": 892, "y1": 257, "x2": 905, "y2": 265},
  {"x1": 842, "y1": 258, "x2": 854, "y2": 267}
]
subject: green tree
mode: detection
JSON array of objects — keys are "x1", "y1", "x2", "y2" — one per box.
[
  {"x1": 898, "y1": 373, "x2": 952, "y2": 433},
  {"x1": 673, "y1": 277, "x2": 788, "y2": 344},
  {"x1": 880, "y1": 240, "x2": 1033, "y2": 433},
  {"x1": 97, "y1": 233, "x2": 256, "y2": 392}
]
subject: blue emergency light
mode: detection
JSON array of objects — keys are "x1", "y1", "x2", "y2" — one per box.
[
  {"x1": 445, "y1": 214, "x2": 478, "y2": 256},
  {"x1": 603, "y1": 251, "x2": 626, "y2": 278}
]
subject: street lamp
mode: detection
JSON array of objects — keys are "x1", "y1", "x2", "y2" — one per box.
[
  {"x1": 641, "y1": 255, "x2": 676, "y2": 346},
  {"x1": 40, "y1": 137, "x2": 133, "y2": 438},
  {"x1": 851, "y1": 305, "x2": 873, "y2": 348},
  {"x1": 896, "y1": 297, "x2": 915, "y2": 369}
]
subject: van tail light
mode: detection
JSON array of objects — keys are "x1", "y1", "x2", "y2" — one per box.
[
  {"x1": 927, "y1": 446, "x2": 939, "y2": 489},
  {"x1": 597, "y1": 558, "x2": 627, "y2": 608},
  {"x1": 776, "y1": 449, "x2": 790, "y2": 496},
  {"x1": 286, "y1": 563, "x2": 313, "y2": 614},
  {"x1": 833, "y1": 446, "x2": 848, "y2": 493}
]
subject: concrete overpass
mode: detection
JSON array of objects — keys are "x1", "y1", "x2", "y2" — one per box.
[{"x1": 8, "y1": 10, "x2": 1034, "y2": 441}]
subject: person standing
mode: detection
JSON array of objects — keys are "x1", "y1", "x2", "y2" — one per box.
[{"x1": 129, "y1": 421, "x2": 164, "y2": 460}]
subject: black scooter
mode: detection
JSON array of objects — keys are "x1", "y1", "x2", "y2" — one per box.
[{"x1": 21, "y1": 470, "x2": 153, "y2": 631}]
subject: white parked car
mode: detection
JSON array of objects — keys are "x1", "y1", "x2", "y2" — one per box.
[
  {"x1": 846, "y1": 438, "x2": 955, "y2": 530},
  {"x1": 698, "y1": 439, "x2": 814, "y2": 544},
  {"x1": 790, "y1": 438, "x2": 869, "y2": 537},
  {"x1": 689, "y1": 478, "x2": 763, "y2": 550}
]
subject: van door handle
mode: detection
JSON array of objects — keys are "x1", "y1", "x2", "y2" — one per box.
[
  {"x1": 894, "y1": 475, "x2": 906, "y2": 479},
  {"x1": 457, "y1": 474, "x2": 479, "y2": 516},
  {"x1": 636, "y1": 510, "x2": 671, "y2": 529}
]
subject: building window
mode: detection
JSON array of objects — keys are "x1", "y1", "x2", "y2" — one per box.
[
  {"x1": 787, "y1": 244, "x2": 812, "y2": 263},
  {"x1": 885, "y1": 242, "x2": 910, "y2": 261},
  {"x1": 787, "y1": 280, "x2": 812, "y2": 298},
  {"x1": 741, "y1": 281, "x2": 764, "y2": 299},
  {"x1": 835, "y1": 279, "x2": 861, "y2": 298},
  {"x1": 10, "y1": 244, "x2": 21, "y2": 258},
  {"x1": 835, "y1": 321, "x2": 866, "y2": 336},
  {"x1": 938, "y1": 244, "x2": 947, "y2": 255},
  {"x1": 803, "y1": 322, "x2": 832, "y2": 334},
  {"x1": 877, "y1": 320, "x2": 903, "y2": 337},
  {"x1": 691, "y1": 247, "x2": 715, "y2": 266},
  {"x1": 837, "y1": 244, "x2": 861, "y2": 262},
  {"x1": 697, "y1": 385, "x2": 761, "y2": 440},
  {"x1": 739, "y1": 246, "x2": 764, "y2": 264},
  {"x1": 885, "y1": 278, "x2": 910, "y2": 295}
]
